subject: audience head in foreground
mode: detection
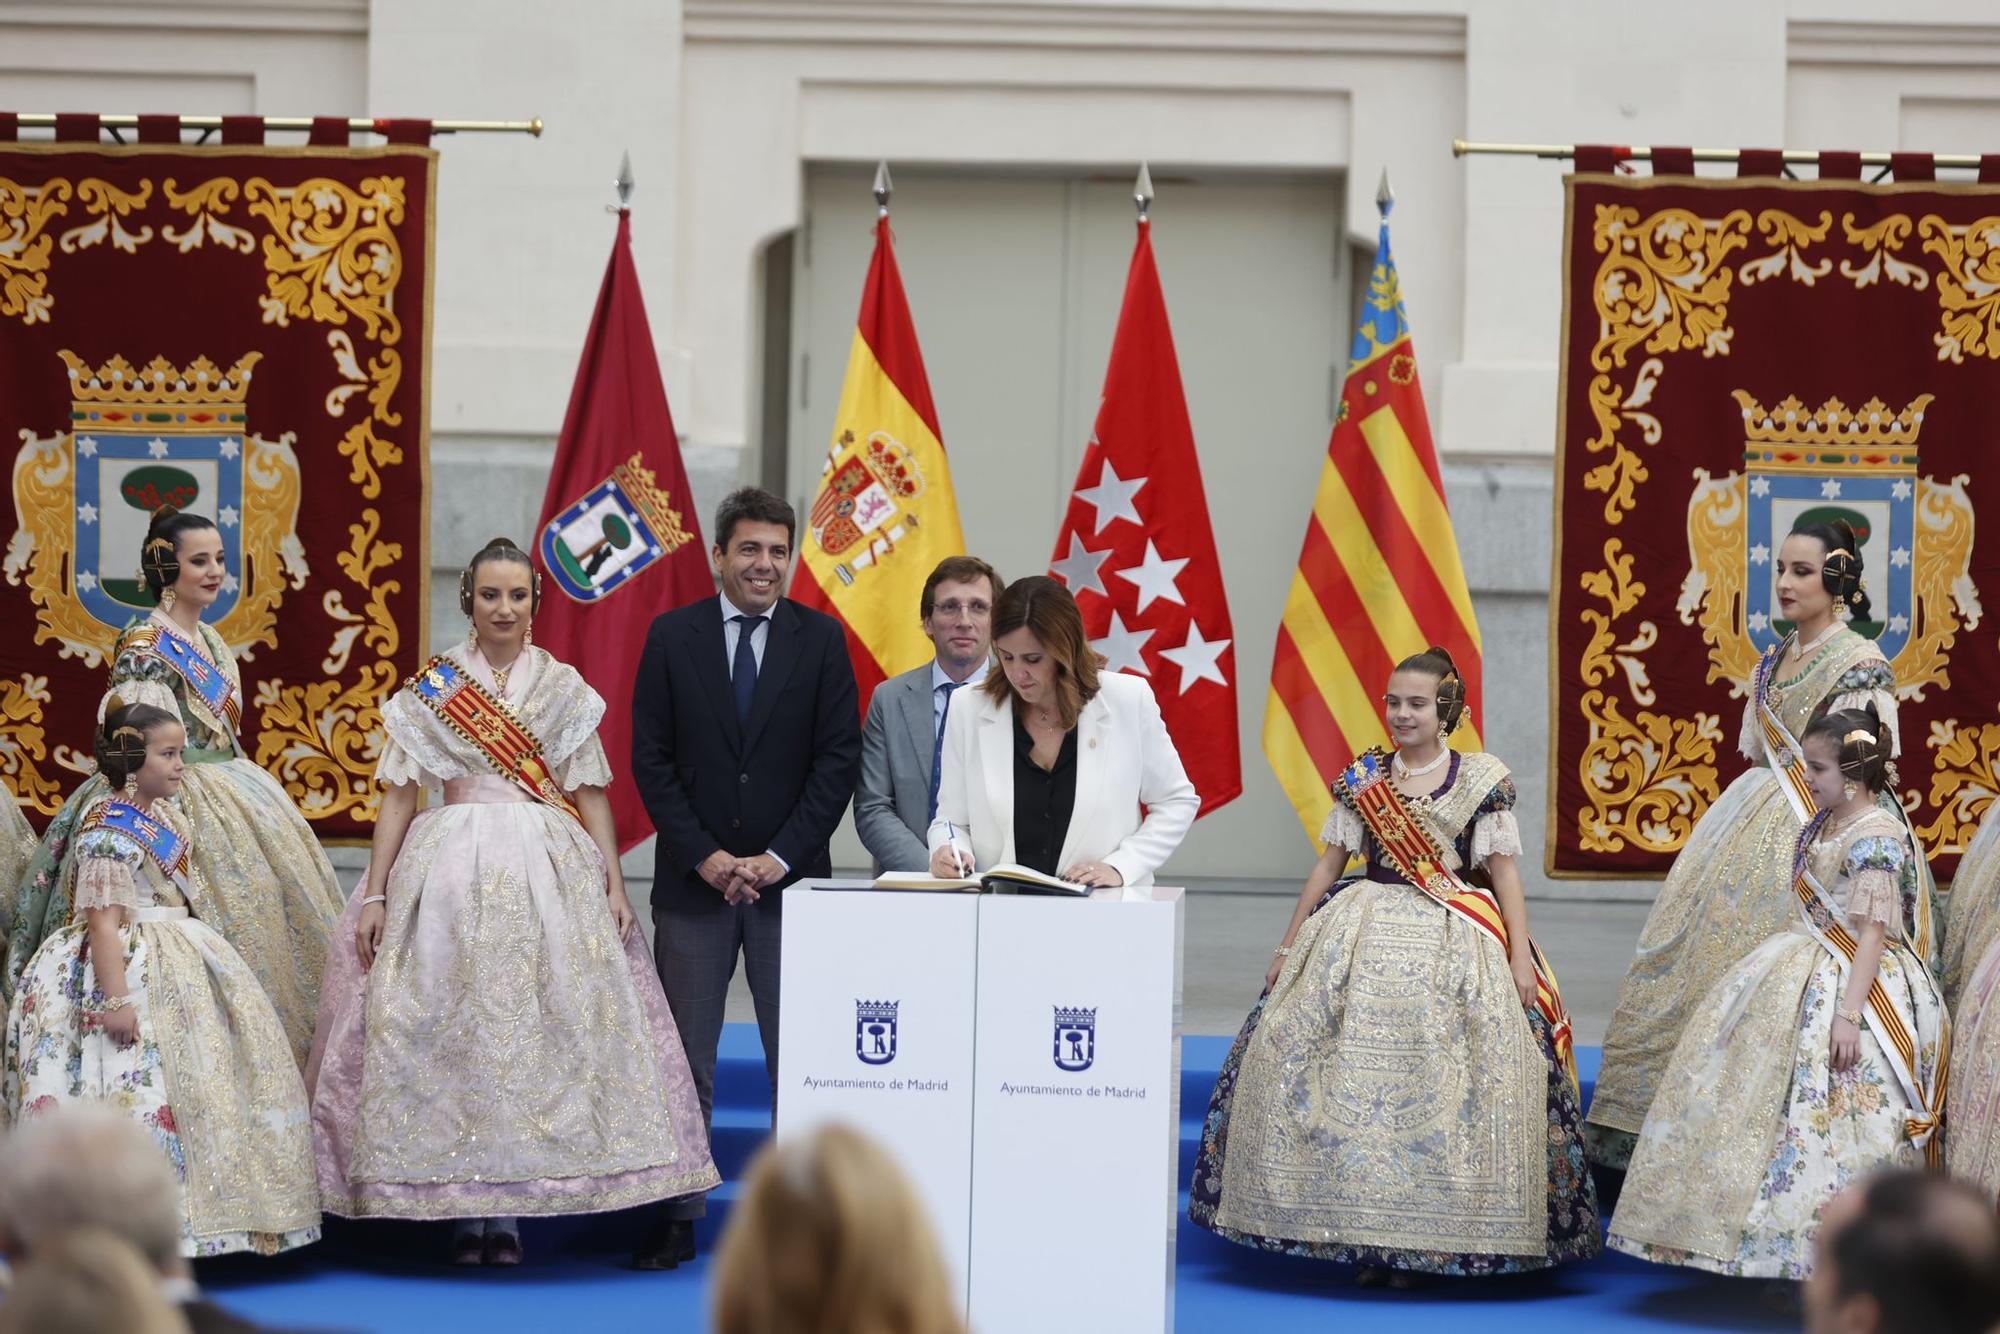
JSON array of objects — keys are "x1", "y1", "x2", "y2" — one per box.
[
  {"x1": 0, "y1": 1105, "x2": 185, "y2": 1276},
  {"x1": 0, "y1": 1226, "x2": 190, "y2": 1334},
  {"x1": 713, "y1": 1123, "x2": 965, "y2": 1334},
  {"x1": 1805, "y1": 1168, "x2": 2000, "y2": 1334}
]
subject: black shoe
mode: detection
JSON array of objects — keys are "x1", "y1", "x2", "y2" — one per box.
[{"x1": 631, "y1": 1218, "x2": 697, "y2": 1271}]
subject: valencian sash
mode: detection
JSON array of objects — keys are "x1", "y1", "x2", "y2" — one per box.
[
  {"x1": 1751, "y1": 640, "x2": 1819, "y2": 824},
  {"x1": 126, "y1": 624, "x2": 243, "y2": 745},
  {"x1": 408, "y1": 656, "x2": 581, "y2": 821},
  {"x1": 82, "y1": 800, "x2": 191, "y2": 884},
  {"x1": 1790, "y1": 813, "x2": 1948, "y2": 1166},
  {"x1": 1339, "y1": 749, "x2": 1578, "y2": 1086}
]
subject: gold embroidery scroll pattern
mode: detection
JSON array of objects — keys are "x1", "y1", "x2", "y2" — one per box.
[
  {"x1": 1737, "y1": 209, "x2": 1833, "y2": 287},
  {"x1": 5, "y1": 428, "x2": 116, "y2": 666},
  {"x1": 1918, "y1": 214, "x2": 2000, "y2": 363},
  {"x1": 1917, "y1": 718, "x2": 2000, "y2": 856},
  {"x1": 0, "y1": 674, "x2": 66, "y2": 815},
  {"x1": 1577, "y1": 536, "x2": 1724, "y2": 853},
  {"x1": 160, "y1": 177, "x2": 257, "y2": 255},
  {"x1": 1677, "y1": 468, "x2": 1759, "y2": 690},
  {"x1": 230, "y1": 174, "x2": 411, "y2": 828},
  {"x1": 1897, "y1": 472, "x2": 1982, "y2": 700},
  {"x1": 250, "y1": 661, "x2": 394, "y2": 821},
  {"x1": 57, "y1": 180, "x2": 155, "y2": 256},
  {"x1": 1583, "y1": 203, "x2": 1752, "y2": 526},
  {"x1": 0, "y1": 177, "x2": 70, "y2": 324}
]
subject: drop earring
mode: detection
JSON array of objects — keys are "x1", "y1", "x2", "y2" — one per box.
[
  {"x1": 1843, "y1": 781, "x2": 1858, "y2": 802},
  {"x1": 523, "y1": 622, "x2": 533, "y2": 649},
  {"x1": 467, "y1": 620, "x2": 478, "y2": 650},
  {"x1": 160, "y1": 587, "x2": 177, "y2": 612}
]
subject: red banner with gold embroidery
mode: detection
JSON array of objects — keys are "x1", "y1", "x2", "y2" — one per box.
[
  {"x1": 1551, "y1": 173, "x2": 2000, "y2": 879},
  {"x1": 0, "y1": 143, "x2": 432, "y2": 840}
]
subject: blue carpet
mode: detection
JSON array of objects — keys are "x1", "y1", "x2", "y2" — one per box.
[{"x1": 202, "y1": 1029, "x2": 1799, "y2": 1332}]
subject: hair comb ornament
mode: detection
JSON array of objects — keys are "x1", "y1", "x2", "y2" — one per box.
[
  {"x1": 141, "y1": 535, "x2": 177, "y2": 576},
  {"x1": 105, "y1": 722, "x2": 151, "y2": 770}
]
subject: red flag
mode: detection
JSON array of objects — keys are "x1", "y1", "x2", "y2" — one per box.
[
  {"x1": 1049, "y1": 219, "x2": 1240, "y2": 816},
  {"x1": 532, "y1": 211, "x2": 711, "y2": 852}
]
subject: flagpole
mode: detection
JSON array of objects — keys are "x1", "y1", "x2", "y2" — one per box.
[
  {"x1": 874, "y1": 159, "x2": 893, "y2": 218},
  {"x1": 1134, "y1": 161, "x2": 1153, "y2": 221},
  {"x1": 614, "y1": 151, "x2": 635, "y2": 212}
]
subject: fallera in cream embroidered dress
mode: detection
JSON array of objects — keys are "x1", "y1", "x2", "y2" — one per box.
[
  {"x1": 0, "y1": 794, "x2": 34, "y2": 961},
  {"x1": 1584, "y1": 627, "x2": 1928, "y2": 1167},
  {"x1": 1608, "y1": 807, "x2": 1945, "y2": 1279},
  {"x1": 1190, "y1": 752, "x2": 1600, "y2": 1274},
  {"x1": 1, "y1": 796, "x2": 320, "y2": 1256},
  {"x1": 1942, "y1": 803, "x2": 2000, "y2": 1202},
  {"x1": 2, "y1": 611, "x2": 343, "y2": 1070},
  {"x1": 307, "y1": 644, "x2": 719, "y2": 1219}
]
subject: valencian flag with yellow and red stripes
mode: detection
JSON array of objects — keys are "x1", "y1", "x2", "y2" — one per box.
[
  {"x1": 1263, "y1": 196, "x2": 1483, "y2": 840},
  {"x1": 794, "y1": 209, "x2": 967, "y2": 706}
]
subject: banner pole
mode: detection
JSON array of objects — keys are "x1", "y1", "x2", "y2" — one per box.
[
  {"x1": 6, "y1": 113, "x2": 543, "y2": 137},
  {"x1": 1452, "y1": 138, "x2": 1989, "y2": 170}
]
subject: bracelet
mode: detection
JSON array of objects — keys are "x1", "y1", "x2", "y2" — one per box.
[
  {"x1": 360, "y1": 894, "x2": 386, "y2": 907},
  {"x1": 1837, "y1": 1007, "x2": 1863, "y2": 1025},
  {"x1": 99, "y1": 995, "x2": 135, "y2": 1014},
  {"x1": 1272, "y1": 946, "x2": 1291, "y2": 957}
]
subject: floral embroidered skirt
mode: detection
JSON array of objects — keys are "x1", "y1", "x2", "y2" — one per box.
[
  {"x1": 1608, "y1": 929, "x2": 1942, "y2": 1278},
  {"x1": 7, "y1": 760, "x2": 343, "y2": 1072},
  {"x1": 1189, "y1": 880, "x2": 1600, "y2": 1274},
  {"x1": 307, "y1": 794, "x2": 719, "y2": 1219},
  {"x1": 2, "y1": 916, "x2": 321, "y2": 1256}
]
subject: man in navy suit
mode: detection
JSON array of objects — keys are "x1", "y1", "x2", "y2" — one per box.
[{"x1": 629, "y1": 486, "x2": 861, "y2": 1269}]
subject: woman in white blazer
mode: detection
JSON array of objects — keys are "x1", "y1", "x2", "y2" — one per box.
[{"x1": 926, "y1": 576, "x2": 1197, "y2": 887}]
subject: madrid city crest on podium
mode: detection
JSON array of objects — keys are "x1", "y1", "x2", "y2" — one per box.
[
  {"x1": 1679, "y1": 390, "x2": 1979, "y2": 695},
  {"x1": 6, "y1": 352, "x2": 307, "y2": 665},
  {"x1": 540, "y1": 451, "x2": 695, "y2": 603},
  {"x1": 856, "y1": 998, "x2": 899, "y2": 1066},
  {"x1": 1053, "y1": 1005, "x2": 1097, "y2": 1073}
]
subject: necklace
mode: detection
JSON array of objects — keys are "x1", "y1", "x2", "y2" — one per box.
[
  {"x1": 1393, "y1": 747, "x2": 1448, "y2": 779},
  {"x1": 1792, "y1": 619, "x2": 1841, "y2": 657}
]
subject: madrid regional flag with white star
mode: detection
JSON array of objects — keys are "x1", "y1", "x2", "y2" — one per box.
[{"x1": 1049, "y1": 217, "x2": 1240, "y2": 817}]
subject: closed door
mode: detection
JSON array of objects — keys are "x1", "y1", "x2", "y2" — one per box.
[{"x1": 788, "y1": 164, "x2": 1345, "y2": 879}]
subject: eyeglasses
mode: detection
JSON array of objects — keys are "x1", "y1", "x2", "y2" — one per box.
[{"x1": 932, "y1": 600, "x2": 990, "y2": 618}]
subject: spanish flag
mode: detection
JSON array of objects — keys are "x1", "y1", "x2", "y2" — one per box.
[
  {"x1": 794, "y1": 210, "x2": 966, "y2": 705},
  {"x1": 1263, "y1": 196, "x2": 1483, "y2": 841}
]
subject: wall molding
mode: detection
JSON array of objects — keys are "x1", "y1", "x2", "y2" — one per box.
[
  {"x1": 685, "y1": 1, "x2": 1465, "y2": 58},
  {"x1": 0, "y1": 1, "x2": 366, "y2": 36},
  {"x1": 1789, "y1": 19, "x2": 2000, "y2": 67}
]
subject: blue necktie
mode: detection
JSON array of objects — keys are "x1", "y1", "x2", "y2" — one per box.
[
  {"x1": 927, "y1": 681, "x2": 962, "y2": 821},
  {"x1": 731, "y1": 615, "x2": 763, "y2": 725}
]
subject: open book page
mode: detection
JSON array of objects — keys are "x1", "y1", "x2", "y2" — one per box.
[
  {"x1": 977, "y1": 863, "x2": 1089, "y2": 894},
  {"x1": 872, "y1": 871, "x2": 982, "y2": 892},
  {"x1": 871, "y1": 863, "x2": 1090, "y2": 895}
]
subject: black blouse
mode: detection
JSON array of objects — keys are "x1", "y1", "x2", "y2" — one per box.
[{"x1": 1011, "y1": 712, "x2": 1079, "y2": 876}]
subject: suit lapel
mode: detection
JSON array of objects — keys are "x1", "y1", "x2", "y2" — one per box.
[
  {"x1": 1056, "y1": 692, "x2": 1112, "y2": 874},
  {"x1": 978, "y1": 700, "x2": 1017, "y2": 864},
  {"x1": 902, "y1": 670, "x2": 936, "y2": 784},
  {"x1": 741, "y1": 599, "x2": 803, "y2": 756},
  {"x1": 689, "y1": 597, "x2": 743, "y2": 752}
]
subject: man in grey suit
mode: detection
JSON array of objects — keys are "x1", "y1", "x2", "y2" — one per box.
[{"x1": 854, "y1": 555, "x2": 1004, "y2": 871}]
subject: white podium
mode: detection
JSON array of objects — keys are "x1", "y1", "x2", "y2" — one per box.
[{"x1": 777, "y1": 882, "x2": 1185, "y2": 1332}]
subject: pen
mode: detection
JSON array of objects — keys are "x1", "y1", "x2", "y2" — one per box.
[{"x1": 945, "y1": 820, "x2": 970, "y2": 878}]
